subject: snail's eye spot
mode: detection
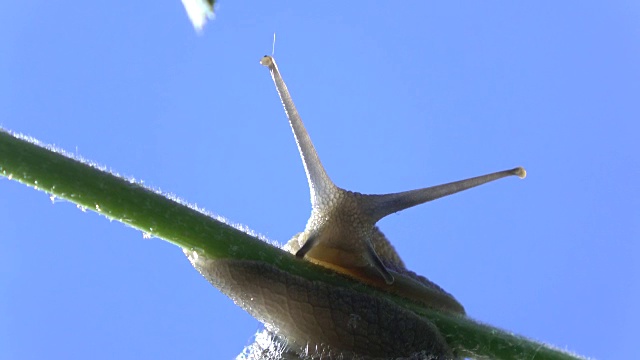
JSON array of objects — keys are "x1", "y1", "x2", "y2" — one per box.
[{"x1": 260, "y1": 56, "x2": 274, "y2": 67}]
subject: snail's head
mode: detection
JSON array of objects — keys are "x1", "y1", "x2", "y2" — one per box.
[{"x1": 261, "y1": 55, "x2": 525, "y2": 286}]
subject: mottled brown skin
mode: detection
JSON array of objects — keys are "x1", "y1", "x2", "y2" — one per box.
[
  {"x1": 189, "y1": 55, "x2": 525, "y2": 359},
  {"x1": 187, "y1": 254, "x2": 455, "y2": 359}
]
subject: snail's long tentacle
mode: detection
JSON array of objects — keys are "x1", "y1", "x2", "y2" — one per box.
[{"x1": 260, "y1": 56, "x2": 336, "y2": 209}]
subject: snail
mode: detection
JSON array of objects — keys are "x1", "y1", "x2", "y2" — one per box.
[{"x1": 187, "y1": 55, "x2": 525, "y2": 359}]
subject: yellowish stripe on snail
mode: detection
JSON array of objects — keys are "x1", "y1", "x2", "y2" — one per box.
[{"x1": 187, "y1": 55, "x2": 526, "y2": 359}]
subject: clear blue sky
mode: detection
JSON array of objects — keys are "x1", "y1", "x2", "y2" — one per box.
[{"x1": 1, "y1": 2, "x2": 638, "y2": 359}]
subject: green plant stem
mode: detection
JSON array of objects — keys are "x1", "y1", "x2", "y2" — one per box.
[{"x1": 0, "y1": 129, "x2": 584, "y2": 360}]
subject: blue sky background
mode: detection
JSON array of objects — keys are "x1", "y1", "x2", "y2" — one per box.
[{"x1": 1, "y1": 2, "x2": 639, "y2": 359}]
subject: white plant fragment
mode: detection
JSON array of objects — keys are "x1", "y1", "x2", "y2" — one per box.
[{"x1": 181, "y1": 0, "x2": 215, "y2": 31}]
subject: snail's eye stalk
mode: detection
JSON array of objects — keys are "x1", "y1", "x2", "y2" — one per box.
[
  {"x1": 260, "y1": 55, "x2": 336, "y2": 208},
  {"x1": 363, "y1": 167, "x2": 527, "y2": 222}
]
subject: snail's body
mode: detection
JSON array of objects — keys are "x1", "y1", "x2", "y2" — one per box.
[
  {"x1": 189, "y1": 55, "x2": 525, "y2": 359},
  {"x1": 285, "y1": 226, "x2": 465, "y2": 314},
  {"x1": 188, "y1": 256, "x2": 456, "y2": 359}
]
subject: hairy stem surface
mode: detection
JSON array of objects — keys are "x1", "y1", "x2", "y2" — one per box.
[{"x1": 0, "y1": 129, "x2": 583, "y2": 360}]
